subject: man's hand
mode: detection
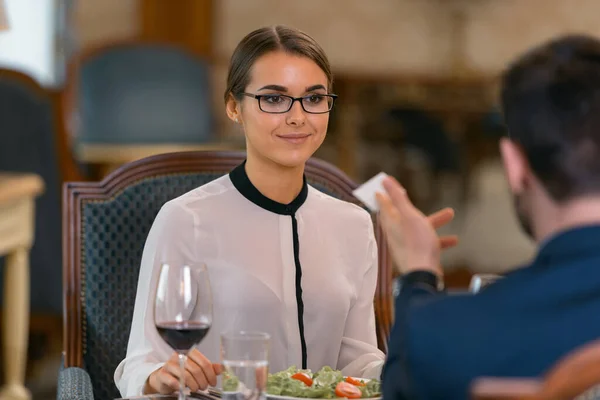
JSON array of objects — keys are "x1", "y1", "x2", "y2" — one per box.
[{"x1": 376, "y1": 176, "x2": 458, "y2": 277}]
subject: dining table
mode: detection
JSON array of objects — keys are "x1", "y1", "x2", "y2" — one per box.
[{"x1": 0, "y1": 173, "x2": 43, "y2": 400}]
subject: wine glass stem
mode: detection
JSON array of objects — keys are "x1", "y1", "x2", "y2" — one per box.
[{"x1": 178, "y1": 353, "x2": 187, "y2": 400}]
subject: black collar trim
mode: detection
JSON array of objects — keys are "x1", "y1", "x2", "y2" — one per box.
[{"x1": 229, "y1": 161, "x2": 308, "y2": 216}]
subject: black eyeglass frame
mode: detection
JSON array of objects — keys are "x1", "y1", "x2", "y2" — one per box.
[{"x1": 239, "y1": 92, "x2": 338, "y2": 114}]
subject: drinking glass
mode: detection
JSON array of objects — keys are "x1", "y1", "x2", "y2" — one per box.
[
  {"x1": 155, "y1": 262, "x2": 213, "y2": 400},
  {"x1": 469, "y1": 273, "x2": 502, "y2": 293},
  {"x1": 221, "y1": 331, "x2": 270, "y2": 400}
]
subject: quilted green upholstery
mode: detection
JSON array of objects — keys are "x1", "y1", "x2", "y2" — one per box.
[
  {"x1": 79, "y1": 171, "x2": 351, "y2": 399},
  {"x1": 57, "y1": 366, "x2": 95, "y2": 400}
]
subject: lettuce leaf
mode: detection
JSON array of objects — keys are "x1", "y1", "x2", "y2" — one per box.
[
  {"x1": 266, "y1": 366, "x2": 380, "y2": 398},
  {"x1": 312, "y1": 366, "x2": 343, "y2": 388},
  {"x1": 360, "y1": 379, "x2": 382, "y2": 398}
]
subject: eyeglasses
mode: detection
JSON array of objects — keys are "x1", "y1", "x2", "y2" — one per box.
[{"x1": 240, "y1": 92, "x2": 338, "y2": 114}]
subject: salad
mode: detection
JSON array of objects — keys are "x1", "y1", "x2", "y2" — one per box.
[{"x1": 266, "y1": 366, "x2": 381, "y2": 399}]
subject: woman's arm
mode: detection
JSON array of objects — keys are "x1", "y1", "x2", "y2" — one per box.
[
  {"x1": 113, "y1": 200, "x2": 205, "y2": 396},
  {"x1": 337, "y1": 215, "x2": 385, "y2": 379}
]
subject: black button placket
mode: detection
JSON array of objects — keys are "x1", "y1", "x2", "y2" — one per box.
[{"x1": 229, "y1": 161, "x2": 308, "y2": 369}]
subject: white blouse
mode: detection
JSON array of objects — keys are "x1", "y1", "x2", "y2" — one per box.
[{"x1": 114, "y1": 162, "x2": 385, "y2": 397}]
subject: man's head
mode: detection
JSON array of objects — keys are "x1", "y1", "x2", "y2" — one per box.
[{"x1": 500, "y1": 34, "x2": 600, "y2": 239}]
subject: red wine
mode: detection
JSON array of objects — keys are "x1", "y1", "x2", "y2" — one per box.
[{"x1": 156, "y1": 321, "x2": 211, "y2": 351}]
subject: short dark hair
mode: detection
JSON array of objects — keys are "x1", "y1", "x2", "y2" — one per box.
[
  {"x1": 501, "y1": 34, "x2": 600, "y2": 202},
  {"x1": 224, "y1": 25, "x2": 333, "y2": 103}
]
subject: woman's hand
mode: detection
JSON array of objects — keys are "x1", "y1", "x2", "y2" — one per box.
[{"x1": 144, "y1": 348, "x2": 223, "y2": 394}]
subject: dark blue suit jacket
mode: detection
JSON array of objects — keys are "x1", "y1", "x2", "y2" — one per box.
[{"x1": 382, "y1": 225, "x2": 600, "y2": 400}]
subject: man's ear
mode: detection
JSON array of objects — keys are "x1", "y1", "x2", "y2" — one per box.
[{"x1": 500, "y1": 137, "x2": 528, "y2": 194}]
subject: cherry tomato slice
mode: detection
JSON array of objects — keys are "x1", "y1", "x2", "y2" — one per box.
[
  {"x1": 335, "y1": 381, "x2": 362, "y2": 399},
  {"x1": 291, "y1": 372, "x2": 313, "y2": 387},
  {"x1": 345, "y1": 377, "x2": 366, "y2": 387}
]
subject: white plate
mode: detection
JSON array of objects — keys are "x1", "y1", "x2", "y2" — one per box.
[{"x1": 266, "y1": 377, "x2": 382, "y2": 400}]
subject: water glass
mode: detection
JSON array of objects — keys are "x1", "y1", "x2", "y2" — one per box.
[
  {"x1": 221, "y1": 331, "x2": 270, "y2": 400},
  {"x1": 469, "y1": 273, "x2": 503, "y2": 293}
]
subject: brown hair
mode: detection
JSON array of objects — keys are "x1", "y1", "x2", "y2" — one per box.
[
  {"x1": 224, "y1": 25, "x2": 333, "y2": 103},
  {"x1": 501, "y1": 34, "x2": 600, "y2": 202}
]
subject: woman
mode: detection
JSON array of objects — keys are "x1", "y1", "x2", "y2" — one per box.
[{"x1": 114, "y1": 25, "x2": 453, "y2": 397}]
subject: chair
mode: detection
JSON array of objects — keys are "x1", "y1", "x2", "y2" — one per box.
[
  {"x1": 471, "y1": 338, "x2": 600, "y2": 400},
  {"x1": 0, "y1": 68, "x2": 67, "y2": 397},
  {"x1": 59, "y1": 151, "x2": 393, "y2": 400},
  {"x1": 0, "y1": 69, "x2": 63, "y2": 315},
  {"x1": 0, "y1": 68, "x2": 66, "y2": 379},
  {"x1": 65, "y1": 42, "x2": 233, "y2": 174}
]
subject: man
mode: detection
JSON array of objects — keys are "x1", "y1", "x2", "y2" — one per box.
[{"x1": 377, "y1": 34, "x2": 600, "y2": 399}]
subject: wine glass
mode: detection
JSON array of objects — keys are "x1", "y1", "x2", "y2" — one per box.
[{"x1": 154, "y1": 262, "x2": 213, "y2": 400}]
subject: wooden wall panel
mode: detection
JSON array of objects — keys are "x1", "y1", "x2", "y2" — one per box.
[{"x1": 140, "y1": 0, "x2": 213, "y2": 57}]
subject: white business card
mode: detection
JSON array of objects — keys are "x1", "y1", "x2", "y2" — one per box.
[{"x1": 352, "y1": 172, "x2": 389, "y2": 212}]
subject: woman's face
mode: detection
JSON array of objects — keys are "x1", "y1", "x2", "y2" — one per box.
[{"x1": 227, "y1": 51, "x2": 331, "y2": 169}]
